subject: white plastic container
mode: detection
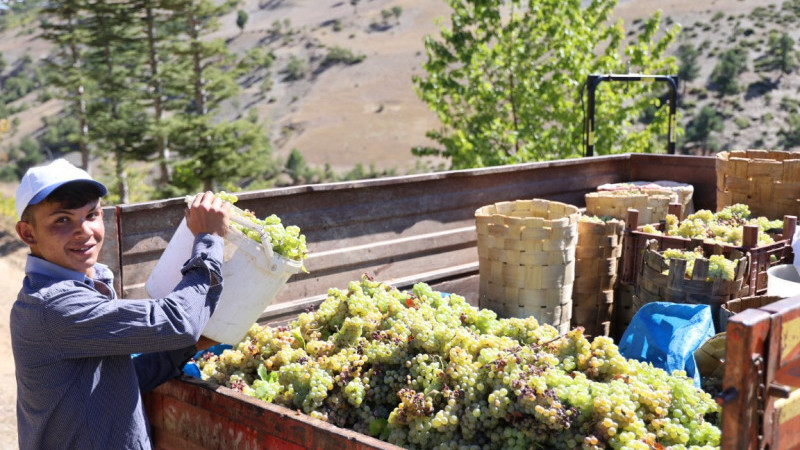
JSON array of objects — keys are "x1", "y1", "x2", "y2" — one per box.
[
  {"x1": 146, "y1": 217, "x2": 303, "y2": 344},
  {"x1": 766, "y1": 264, "x2": 800, "y2": 299}
]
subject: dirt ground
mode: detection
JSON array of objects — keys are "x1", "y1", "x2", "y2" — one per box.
[{"x1": 0, "y1": 231, "x2": 26, "y2": 449}]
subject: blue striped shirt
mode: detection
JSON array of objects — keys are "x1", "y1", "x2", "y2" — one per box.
[{"x1": 11, "y1": 233, "x2": 224, "y2": 450}]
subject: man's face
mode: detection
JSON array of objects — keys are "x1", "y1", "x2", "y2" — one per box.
[{"x1": 17, "y1": 199, "x2": 104, "y2": 277}]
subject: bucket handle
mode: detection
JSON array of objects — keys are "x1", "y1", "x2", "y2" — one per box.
[{"x1": 185, "y1": 194, "x2": 276, "y2": 264}]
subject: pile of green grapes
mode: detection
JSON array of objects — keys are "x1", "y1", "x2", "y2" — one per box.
[
  {"x1": 642, "y1": 203, "x2": 783, "y2": 246},
  {"x1": 195, "y1": 276, "x2": 720, "y2": 449},
  {"x1": 661, "y1": 248, "x2": 738, "y2": 281},
  {"x1": 217, "y1": 191, "x2": 308, "y2": 262}
]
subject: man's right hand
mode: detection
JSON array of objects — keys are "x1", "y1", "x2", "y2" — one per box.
[{"x1": 185, "y1": 191, "x2": 231, "y2": 237}]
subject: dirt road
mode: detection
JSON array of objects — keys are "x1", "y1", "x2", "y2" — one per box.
[{"x1": 0, "y1": 232, "x2": 26, "y2": 449}]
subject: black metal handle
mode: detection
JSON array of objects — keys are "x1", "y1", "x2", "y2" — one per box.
[{"x1": 585, "y1": 74, "x2": 679, "y2": 157}]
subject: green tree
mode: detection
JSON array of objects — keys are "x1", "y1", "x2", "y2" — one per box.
[
  {"x1": 285, "y1": 148, "x2": 313, "y2": 184},
  {"x1": 766, "y1": 31, "x2": 797, "y2": 75},
  {"x1": 137, "y1": 0, "x2": 181, "y2": 188},
  {"x1": 677, "y1": 43, "x2": 700, "y2": 89},
  {"x1": 236, "y1": 9, "x2": 248, "y2": 34},
  {"x1": 413, "y1": 0, "x2": 678, "y2": 169},
  {"x1": 779, "y1": 113, "x2": 800, "y2": 148},
  {"x1": 684, "y1": 105, "x2": 723, "y2": 155},
  {"x1": 709, "y1": 48, "x2": 747, "y2": 96},
  {"x1": 166, "y1": 0, "x2": 273, "y2": 193},
  {"x1": 82, "y1": 0, "x2": 152, "y2": 203},
  {"x1": 38, "y1": 1, "x2": 92, "y2": 171},
  {"x1": 391, "y1": 6, "x2": 403, "y2": 25}
]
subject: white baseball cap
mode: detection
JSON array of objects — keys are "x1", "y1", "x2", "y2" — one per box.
[{"x1": 15, "y1": 158, "x2": 108, "y2": 219}]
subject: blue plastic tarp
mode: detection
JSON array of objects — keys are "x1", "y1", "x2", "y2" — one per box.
[{"x1": 618, "y1": 302, "x2": 714, "y2": 387}]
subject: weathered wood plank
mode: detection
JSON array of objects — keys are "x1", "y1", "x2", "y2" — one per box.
[
  {"x1": 145, "y1": 377, "x2": 399, "y2": 450},
  {"x1": 116, "y1": 155, "x2": 632, "y2": 305}
]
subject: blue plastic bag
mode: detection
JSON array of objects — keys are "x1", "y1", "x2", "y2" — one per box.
[
  {"x1": 182, "y1": 344, "x2": 232, "y2": 378},
  {"x1": 618, "y1": 302, "x2": 714, "y2": 387}
]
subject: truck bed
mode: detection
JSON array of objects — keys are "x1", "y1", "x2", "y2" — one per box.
[{"x1": 106, "y1": 153, "x2": 769, "y2": 450}]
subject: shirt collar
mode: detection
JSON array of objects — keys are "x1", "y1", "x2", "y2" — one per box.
[{"x1": 25, "y1": 254, "x2": 93, "y2": 285}]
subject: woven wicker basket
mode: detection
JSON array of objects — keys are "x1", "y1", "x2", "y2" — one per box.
[
  {"x1": 598, "y1": 181, "x2": 695, "y2": 216},
  {"x1": 718, "y1": 295, "x2": 783, "y2": 332},
  {"x1": 634, "y1": 240, "x2": 749, "y2": 329},
  {"x1": 571, "y1": 218, "x2": 625, "y2": 337},
  {"x1": 716, "y1": 150, "x2": 800, "y2": 219},
  {"x1": 585, "y1": 189, "x2": 679, "y2": 225},
  {"x1": 475, "y1": 199, "x2": 580, "y2": 335},
  {"x1": 613, "y1": 283, "x2": 636, "y2": 341}
]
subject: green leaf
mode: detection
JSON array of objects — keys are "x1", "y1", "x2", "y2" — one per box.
[{"x1": 368, "y1": 418, "x2": 388, "y2": 437}]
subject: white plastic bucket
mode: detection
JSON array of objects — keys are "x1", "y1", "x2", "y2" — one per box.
[
  {"x1": 146, "y1": 218, "x2": 303, "y2": 344},
  {"x1": 766, "y1": 264, "x2": 800, "y2": 298}
]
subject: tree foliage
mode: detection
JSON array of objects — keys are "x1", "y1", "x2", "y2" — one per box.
[
  {"x1": 412, "y1": 0, "x2": 679, "y2": 169},
  {"x1": 236, "y1": 9, "x2": 248, "y2": 33},
  {"x1": 684, "y1": 105, "x2": 723, "y2": 155},
  {"x1": 34, "y1": 0, "x2": 277, "y2": 200},
  {"x1": 164, "y1": 0, "x2": 273, "y2": 194},
  {"x1": 709, "y1": 48, "x2": 747, "y2": 96},
  {"x1": 765, "y1": 31, "x2": 797, "y2": 75},
  {"x1": 677, "y1": 43, "x2": 700, "y2": 84}
]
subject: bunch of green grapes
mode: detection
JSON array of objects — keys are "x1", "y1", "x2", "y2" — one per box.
[
  {"x1": 660, "y1": 248, "x2": 737, "y2": 281},
  {"x1": 195, "y1": 275, "x2": 720, "y2": 450},
  {"x1": 216, "y1": 191, "x2": 308, "y2": 262},
  {"x1": 707, "y1": 254, "x2": 736, "y2": 281},
  {"x1": 661, "y1": 248, "x2": 702, "y2": 278},
  {"x1": 580, "y1": 215, "x2": 616, "y2": 224}
]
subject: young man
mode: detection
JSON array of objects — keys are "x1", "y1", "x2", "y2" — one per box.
[{"x1": 11, "y1": 158, "x2": 230, "y2": 449}]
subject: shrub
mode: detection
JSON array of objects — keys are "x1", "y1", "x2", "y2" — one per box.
[
  {"x1": 734, "y1": 116, "x2": 750, "y2": 129},
  {"x1": 322, "y1": 46, "x2": 365, "y2": 67},
  {"x1": 283, "y1": 55, "x2": 307, "y2": 81}
]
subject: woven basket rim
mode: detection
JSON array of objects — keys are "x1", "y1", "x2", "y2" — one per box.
[
  {"x1": 717, "y1": 149, "x2": 800, "y2": 162},
  {"x1": 475, "y1": 199, "x2": 580, "y2": 220}
]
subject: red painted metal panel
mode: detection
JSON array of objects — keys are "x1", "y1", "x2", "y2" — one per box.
[
  {"x1": 721, "y1": 308, "x2": 772, "y2": 450},
  {"x1": 760, "y1": 297, "x2": 800, "y2": 450},
  {"x1": 144, "y1": 377, "x2": 401, "y2": 450}
]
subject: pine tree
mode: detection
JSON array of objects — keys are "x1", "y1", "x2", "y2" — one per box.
[
  {"x1": 684, "y1": 106, "x2": 723, "y2": 155},
  {"x1": 82, "y1": 0, "x2": 153, "y2": 203},
  {"x1": 39, "y1": 0, "x2": 92, "y2": 171},
  {"x1": 166, "y1": 0, "x2": 273, "y2": 194},
  {"x1": 709, "y1": 48, "x2": 747, "y2": 96}
]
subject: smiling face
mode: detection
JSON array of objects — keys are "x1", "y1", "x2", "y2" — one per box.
[{"x1": 16, "y1": 198, "x2": 105, "y2": 277}]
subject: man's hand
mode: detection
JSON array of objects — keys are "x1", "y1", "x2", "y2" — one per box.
[
  {"x1": 185, "y1": 191, "x2": 231, "y2": 237},
  {"x1": 196, "y1": 335, "x2": 220, "y2": 351}
]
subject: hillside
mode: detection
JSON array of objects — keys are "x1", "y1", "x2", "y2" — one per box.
[{"x1": 1, "y1": 0, "x2": 798, "y2": 181}]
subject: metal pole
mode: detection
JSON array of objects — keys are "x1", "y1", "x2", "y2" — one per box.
[{"x1": 586, "y1": 75, "x2": 600, "y2": 157}]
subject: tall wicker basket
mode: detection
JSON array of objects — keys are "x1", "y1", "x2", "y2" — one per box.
[
  {"x1": 716, "y1": 150, "x2": 800, "y2": 218},
  {"x1": 475, "y1": 199, "x2": 580, "y2": 335},
  {"x1": 571, "y1": 218, "x2": 625, "y2": 338}
]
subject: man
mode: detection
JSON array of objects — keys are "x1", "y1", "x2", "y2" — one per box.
[{"x1": 11, "y1": 158, "x2": 230, "y2": 449}]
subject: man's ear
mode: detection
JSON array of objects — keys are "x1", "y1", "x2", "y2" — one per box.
[{"x1": 16, "y1": 221, "x2": 36, "y2": 246}]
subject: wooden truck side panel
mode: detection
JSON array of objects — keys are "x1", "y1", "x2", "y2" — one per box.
[
  {"x1": 145, "y1": 377, "x2": 400, "y2": 450},
  {"x1": 116, "y1": 154, "x2": 732, "y2": 449},
  {"x1": 760, "y1": 298, "x2": 800, "y2": 450},
  {"x1": 105, "y1": 154, "x2": 716, "y2": 322}
]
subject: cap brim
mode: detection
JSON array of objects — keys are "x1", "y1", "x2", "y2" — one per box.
[{"x1": 27, "y1": 179, "x2": 108, "y2": 207}]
